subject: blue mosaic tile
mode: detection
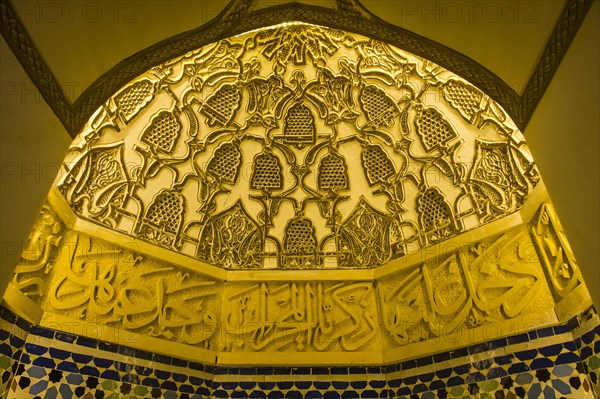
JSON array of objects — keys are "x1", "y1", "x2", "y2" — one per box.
[
  {"x1": 331, "y1": 367, "x2": 350, "y2": 375},
  {"x1": 537, "y1": 326, "x2": 556, "y2": 338},
  {"x1": 432, "y1": 351, "x2": 450, "y2": 363},
  {"x1": 412, "y1": 382, "x2": 428, "y2": 393},
  {"x1": 1, "y1": 304, "x2": 598, "y2": 399},
  {"x1": 348, "y1": 380, "x2": 367, "y2": 390},
  {"x1": 515, "y1": 349, "x2": 538, "y2": 361},
  {"x1": 171, "y1": 372, "x2": 188, "y2": 383},
  {"x1": 114, "y1": 360, "x2": 133, "y2": 372},
  {"x1": 32, "y1": 357, "x2": 56, "y2": 369},
  {"x1": 331, "y1": 381, "x2": 349, "y2": 390},
  {"x1": 154, "y1": 369, "x2": 171, "y2": 380},
  {"x1": 369, "y1": 380, "x2": 385, "y2": 389},
  {"x1": 539, "y1": 343, "x2": 564, "y2": 357},
  {"x1": 75, "y1": 336, "x2": 97, "y2": 348},
  {"x1": 449, "y1": 347, "x2": 468, "y2": 359},
  {"x1": 305, "y1": 390, "x2": 323, "y2": 399},
  {"x1": 24, "y1": 343, "x2": 47, "y2": 356},
  {"x1": 141, "y1": 376, "x2": 160, "y2": 387},
  {"x1": 507, "y1": 333, "x2": 529, "y2": 345},
  {"x1": 79, "y1": 365, "x2": 100, "y2": 377},
  {"x1": 0, "y1": 342, "x2": 12, "y2": 357},
  {"x1": 48, "y1": 348, "x2": 70, "y2": 360},
  {"x1": 446, "y1": 376, "x2": 465, "y2": 387},
  {"x1": 29, "y1": 326, "x2": 54, "y2": 339},
  {"x1": 530, "y1": 357, "x2": 554, "y2": 370},
  {"x1": 92, "y1": 357, "x2": 112, "y2": 369},
  {"x1": 18, "y1": 353, "x2": 31, "y2": 364},
  {"x1": 452, "y1": 363, "x2": 471, "y2": 375},
  {"x1": 400, "y1": 359, "x2": 416, "y2": 370},
  {"x1": 71, "y1": 352, "x2": 92, "y2": 364},
  {"x1": 180, "y1": 383, "x2": 196, "y2": 393},
  {"x1": 580, "y1": 346, "x2": 593, "y2": 359},
  {"x1": 100, "y1": 369, "x2": 119, "y2": 380},
  {"x1": 555, "y1": 352, "x2": 581, "y2": 365},
  {"x1": 553, "y1": 324, "x2": 571, "y2": 335},
  {"x1": 416, "y1": 356, "x2": 433, "y2": 367},
  {"x1": 417, "y1": 372, "x2": 434, "y2": 383},
  {"x1": 428, "y1": 379, "x2": 445, "y2": 391},
  {"x1": 434, "y1": 367, "x2": 452, "y2": 379},
  {"x1": 312, "y1": 367, "x2": 330, "y2": 375},
  {"x1": 171, "y1": 357, "x2": 188, "y2": 367},
  {"x1": 159, "y1": 379, "x2": 178, "y2": 391},
  {"x1": 56, "y1": 361, "x2": 78, "y2": 373},
  {"x1": 152, "y1": 353, "x2": 172, "y2": 365},
  {"x1": 402, "y1": 375, "x2": 417, "y2": 385},
  {"x1": 507, "y1": 362, "x2": 530, "y2": 374},
  {"x1": 563, "y1": 340, "x2": 578, "y2": 351},
  {"x1": 181, "y1": 361, "x2": 202, "y2": 372}
]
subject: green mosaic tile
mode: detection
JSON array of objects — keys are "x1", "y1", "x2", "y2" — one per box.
[
  {"x1": 480, "y1": 379, "x2": 499, "y2": 392},
  {"x1": 0, "y1": 354, "x2": 11, "y2": 370},
  {"x1": 588, "y1": 355, "x2": 600, "y2": 370},
  {"x1": 449, "y1": 385, "x2": 465, "y2": 397},
  {"x1": 133, "y1": 385, "x2": 149, "y2": 396},
  {"x1": 101, "y1": 379, "x2": 118, "y2": 391}
]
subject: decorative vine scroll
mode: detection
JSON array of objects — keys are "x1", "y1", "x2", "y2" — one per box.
[{"x1": 58, "y1": 23, "x2": 539, "y2": 269}]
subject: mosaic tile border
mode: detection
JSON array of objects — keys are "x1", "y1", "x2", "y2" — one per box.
[
  {"x1": 1, "y1": 305, "x2": 599, "y2": 398},
  {"x1": 0, "y1": 307, "x2": 30, "y2": 399},
  {"x1": 573, "y1": 307, "x2": 600, "y2": 395}
]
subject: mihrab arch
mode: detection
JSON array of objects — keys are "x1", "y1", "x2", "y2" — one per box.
[{"x1": 2, "y1": 18, "x2": 598, "y2": 399}]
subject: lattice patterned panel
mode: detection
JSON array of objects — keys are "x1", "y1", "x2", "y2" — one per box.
[{"x1": 55, "y1": 22, "x2": 541, "y2": 270}]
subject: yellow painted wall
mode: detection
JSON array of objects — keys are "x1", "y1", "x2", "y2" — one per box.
[{"x1": 524, "y1": 1, "x2": 600, "y2": 307}]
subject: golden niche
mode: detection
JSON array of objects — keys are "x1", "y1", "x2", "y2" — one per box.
[
  {"x1": 57, "y1": 23, "x2": 538, "y2": 270},
  {"x1": 6, "y1": 23, "x2": 589, "y2": 366}
]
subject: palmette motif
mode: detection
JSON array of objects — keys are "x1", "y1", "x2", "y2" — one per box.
[{"x1": 58, "y1": 23, "x2": 539, "y2": 270}]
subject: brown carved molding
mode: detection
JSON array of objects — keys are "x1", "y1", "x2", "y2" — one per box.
[
  {"x1": 0, "y1": 0, "x2": 74, "y2": 130},
  {"x1": 520, "y1": 0, "x2": 593, "y2": 124},
  {"x1": 1, "y1": 0, "x2": 594, "y2": 138}
]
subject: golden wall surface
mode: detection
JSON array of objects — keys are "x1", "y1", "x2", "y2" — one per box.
[
  {"x1": 1, "y1": 22, "x2": 597, "y2": 399},
  {"x1": 4, "y1": 22, "x2": 593, "y2": 367}
]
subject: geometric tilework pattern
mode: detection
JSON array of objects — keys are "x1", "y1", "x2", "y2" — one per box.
[
  {"x1": 2, "y1": 306, "x2": 599, "y2": 399},
  {"x1": 0, "y1": 308, "x2": 28, "y2": 399}
]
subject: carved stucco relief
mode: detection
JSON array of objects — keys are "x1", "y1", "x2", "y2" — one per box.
[
  {"x1": 5, "y1": 23, "x2": 591, "y2": 364},
  {"x1": 377, "y1": 226, "x2": 555, "y2": 349},
  {"x1": 9, "y1": 202, "x2": 574, "y2": 357},
  {"x1": 222, "y1": 280, "x2": 379, "y2": 353},
  {"x1": 55, "y1": 23, "x2": 539, "y2": 270}
]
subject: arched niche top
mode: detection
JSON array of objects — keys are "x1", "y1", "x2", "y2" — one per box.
[
  {"x1": 57, "y1": 22, "x2": 540, "y2": 270},
  {"x1": 63, "y1": 0, "x2": 527, "y2": 135}
]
